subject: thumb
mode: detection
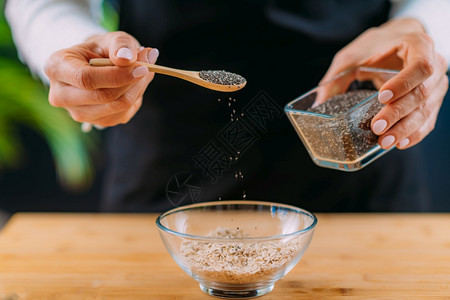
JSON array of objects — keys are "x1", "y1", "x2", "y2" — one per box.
[{"x1": 103, "y1": 31, "x2": 141, "y2": 67}]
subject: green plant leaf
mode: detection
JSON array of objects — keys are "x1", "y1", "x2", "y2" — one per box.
[{"x1": 0, "y1": 57, "x2": 96, "y2": 190}]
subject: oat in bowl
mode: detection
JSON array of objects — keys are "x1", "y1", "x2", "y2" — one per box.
[{"x1": 156, "y1": 200, "x2": 317, "y2": 298}]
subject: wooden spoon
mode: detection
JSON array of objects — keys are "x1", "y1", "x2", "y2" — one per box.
[{"x1": 89, "y1": 58, "x2": 246, "y2": 92}]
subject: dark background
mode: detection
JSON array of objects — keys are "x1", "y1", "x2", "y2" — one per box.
[{"x1": 0, "y1": 81, "x2": 449, "y2": 213}]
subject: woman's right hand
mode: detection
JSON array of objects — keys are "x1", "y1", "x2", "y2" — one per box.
[{"x1": 45, "y1": 31, "x2": 159, "y2": 127}]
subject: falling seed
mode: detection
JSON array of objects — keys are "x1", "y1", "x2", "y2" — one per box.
[
  {"x1": 219, "y1": 197, "x2": 222, "y2": 201},
  {"x1": 243, "y1": 190, "x2": 247, "y2": 200},
  {"x1": 241, "y1": 113, "x2": 244, "y2": 117},
  {"x1": 228, "y1": 102, "x2": 231, "y2": 107},
  {"x1": 237, "y1": 151, "x2": 241, "y2": 155},
  {"x1": 218, "y1": 98, "x2": 221, "y2": 102},
  {"x1": 233, "y1": 99, "x2": 236, "y2": 102}
]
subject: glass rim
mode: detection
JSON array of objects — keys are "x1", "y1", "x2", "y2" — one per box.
[
  {"x1": 155, "y1": 200, "x2": 318, "y2": 241},
  {"x1": 284, "y1": 66, "x2": 399, "y2": 117}
]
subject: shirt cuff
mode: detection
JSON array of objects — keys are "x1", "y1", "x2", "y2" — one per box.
[{"x1": 6, "y1": 0, "x2": 107, "y2": 83}]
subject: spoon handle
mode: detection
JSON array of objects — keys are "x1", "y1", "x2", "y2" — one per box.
[
  {"x1": 89, "y1": 58, "x2": 194, "y2": 76},
  {"x1": 89, "y1": 58, "x2": 245, "y2": 92}
]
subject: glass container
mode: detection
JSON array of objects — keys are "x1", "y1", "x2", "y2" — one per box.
[
  {"x1": 285, "y1": 67, "x2": 398, "y2": 171},
  {"x1": 156, "y1": 200, "x2": 317, "y2": 298}
]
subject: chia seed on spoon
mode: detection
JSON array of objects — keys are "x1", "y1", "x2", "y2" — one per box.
[{"x1": 199, "y1": 70, "x2": 246, "y2": 86}]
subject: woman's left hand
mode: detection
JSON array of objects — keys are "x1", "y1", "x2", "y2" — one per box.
[{"x1": 321, "y1": 18, "x2": 448, "y2": 150}]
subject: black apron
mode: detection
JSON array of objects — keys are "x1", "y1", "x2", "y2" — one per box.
[{"x1": 100, "y1": 0, "x2": 430, "y2": 212}]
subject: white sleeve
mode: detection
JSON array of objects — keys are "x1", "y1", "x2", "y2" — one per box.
[
  {"x1": 390, "y1": 0, "x2": 450, "y2": 68},
  {"x1": 5, "y1": 0, "x2": 108, "y2": 82}
]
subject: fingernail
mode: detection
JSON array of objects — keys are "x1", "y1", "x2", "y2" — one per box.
[
  {"x1": 378, "y1": 90, "x2": 393, "y2": 103},
  {"x1": 81, "y1": 122, "x2": 92, "y2": 133},
  {"x1": 117, "y1": 47, "x2": 133, "y2": 60},
  {"x1": 372, "y1": 119, "x2": 387, "y2": 135},
  {"x1": 147, "y1": 48, "x2": 159, "y2": 64},
  {"x1": 311, "y1": 102, "x2": 319, "y2": 108},
  {"x1": 93, "y1": 124, "x2": 105, "y2": 130},
  {"x1": 139, "y1": 46, "x2": 145, "y2": 51},
  {"x1": 132, "y1": 65, "x2": 149, "y2": 78},
  {"x1": 381, "y1": 135, "x2": 395, "y2": 148},
  {"x1": 399, "y1": 138, "x2": 410, "y2": 148}
]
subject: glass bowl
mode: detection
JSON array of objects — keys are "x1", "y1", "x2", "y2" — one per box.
[
  {"x1": 156, "y1": 200, "x2": 317, "y2": 298},
  {"x1": 285, "y1": 67, "x2": 398, "y2": 171}
]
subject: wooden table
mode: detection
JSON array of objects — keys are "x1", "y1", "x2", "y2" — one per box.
[{"x1": 0, "y1": 213, "x2": 449, "y2": 299}]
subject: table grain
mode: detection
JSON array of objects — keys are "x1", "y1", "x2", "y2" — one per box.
[{"x1": 0, "y1": 213, "x2": 449, "y2": 299}]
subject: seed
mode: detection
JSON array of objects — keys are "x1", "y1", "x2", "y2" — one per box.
[
  {"x1": 199, "y1": 70, "x2": 246, "y2": 86},
  {"x1": 180, "y1": 227, "x2": 302, "y2": 284},
  {"x1": 303, "y1": 89, "x2": 381, "y2": 161}
]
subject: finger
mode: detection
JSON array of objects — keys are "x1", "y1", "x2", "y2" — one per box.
[
  {"x1": 98, "y1": 31, "x2": 141, "y2": 67},
  {"x1": 67, "y1": 73, "x2": 153, "y2": 122},
  {"x1": 319, "y1": 49, "x2": 360, "y2": 86},
  {"x1": 397, "y1": 110, "x2": 438, "y2": 150},
  {"x1": 83, "y1": 48, "x2": 157, "y2": 125},
  {"x1": 137, "y1": 47, "x2": 159, "y2": 65},
  {"x1": 371, "y1": 55, "x2": 446, "y2": 136},
  {"x1": 92, "y1": 97, "x2": 144, "y2": 127},
  {"x1": 371, "y1": 90, "x2": 421, "y2": 136},
  {"x1": 397, "y1": 75, "x2": 448, "y2": 149},
  {"x1": 399, "y1": 108, "x2": 439, "y2": 149},
  {"x1": 46, "y1": 48, "x2": 150, "y2": 90},
  {"x1": 377, "y1": 106, "x2": 425, "y2": 149},
  {"x1": 49, "y1": 83, "x2": 133, "y2": 107},
  {"x1": 378, "y1": 75, "x2": 447, "y2": 149},
  {"x1": 95, "y1": 73, "x2": 153, "y2": 117},
  {"x1": 377, "y1": 33, "x2": 435, "y2": 104},
  {"x1": 315, "y1": 43, "x2": 366, "y2": 106}
]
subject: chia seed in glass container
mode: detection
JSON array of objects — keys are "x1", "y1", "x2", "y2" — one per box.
[
  {"x1": 285, "y1": 67, "x2": 398, "y2": 171},
  {"x1": 300, "y1": 89, "x2": 382, "y2": 162}
]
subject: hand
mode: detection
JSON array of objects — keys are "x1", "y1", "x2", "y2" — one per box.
[
  {"x1": 45, "y1": 31, "x2": 159, "y2": 127},
  {"x1": 320, "y1": 18, "x2": 448, "y2": 150}
]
